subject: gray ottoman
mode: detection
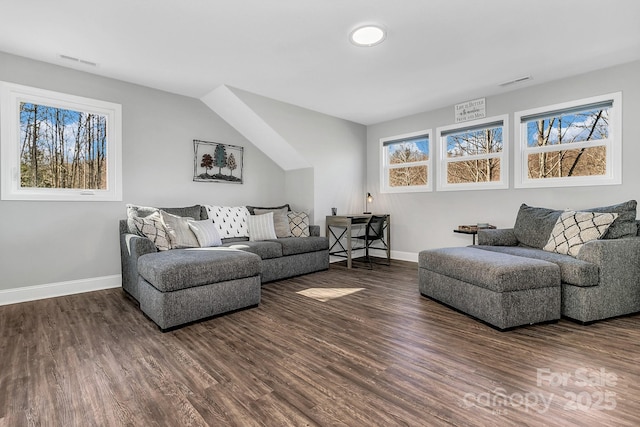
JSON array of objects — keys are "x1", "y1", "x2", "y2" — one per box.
[
  {"x1": 419, "y1": 247, "x2": 561, "y2": 330},
  {"x1": 137, "y1": 248, "x2": 262, "y2": 330}
]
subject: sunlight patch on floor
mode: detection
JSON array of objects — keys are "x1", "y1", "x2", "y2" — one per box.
[{"x1": 296, "y1": 288, "x2": 365, "y2": 302}]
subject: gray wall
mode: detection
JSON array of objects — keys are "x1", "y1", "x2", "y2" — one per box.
[
  {"x1": 229, "y1": 88, "x2": 367, "y2": 232},
  {"x1": 367, "y1": 60, "x2": 640, "y2": 260},
  {"x1": 0, "y1": 52, "x2": 286, "y2": 291}
]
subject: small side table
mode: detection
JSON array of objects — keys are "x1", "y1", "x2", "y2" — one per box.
[{"x1": 453, "y1": 225, "x2": 496, "y2": 245}]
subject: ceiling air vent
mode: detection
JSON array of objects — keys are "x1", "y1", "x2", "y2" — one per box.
[
  {"x1": 499, "y1": 75, "x2": 532, "y2": 87},
  {"x1": 59, "y1": 54, "x2": 98, "y2": 67}
]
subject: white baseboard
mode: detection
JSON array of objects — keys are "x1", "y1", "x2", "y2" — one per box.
[
  {"x1": 390, "y1": 250, "x2": 419, "y2": 263},
  {"x1": 0, "y1": 275, "x2": 122, "y2": 306}
]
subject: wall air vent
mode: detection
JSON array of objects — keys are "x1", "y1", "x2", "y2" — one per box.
[{"x1": 499, "y1": 75, "x2": 532, "y2": 87}]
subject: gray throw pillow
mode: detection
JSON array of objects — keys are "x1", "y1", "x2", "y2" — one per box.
[
  {"x1": 582, "y1": 200, "x2": 637, "y2": 239},
  {"x1": 514, "y1": 200, "x2": 638, "y2": 248},
  {"x1": 254, "y1": 207, "x2": 292, "y2": 238},
  {"x1": 246, "y1": 204, "x2": 290, "y2": 215},
  {"x1": 160, "y1": 210, "x2": 199, "y2": 249},
  {"x1": 513, "y1": 204, "x2": 562, "y2": 249},
  {"x1": 159, "y1": 205, "x2": 203, "y2": 220}
]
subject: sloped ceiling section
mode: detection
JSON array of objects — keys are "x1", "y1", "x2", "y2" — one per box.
[{"x1": 201, "y1": 85, "x2": 311, "y2": 171}]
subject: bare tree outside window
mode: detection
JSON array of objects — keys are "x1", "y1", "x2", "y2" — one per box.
[
  {"x1": 388, "y1": 141, "x2": 429, "y2": 187},
  {"x1": 445, "y1": 126, "x2": 503, "y2": 184},
  {"x1": 436, "y1": 115, "x2": 508, "y2": 191},
  {"x1": 525, "y1": 108, "x2": 609, "y2": 179},
  {"x1": 19, "y1": 102, "x2": 108, "y2": 190},
  {"x1": 514, "y1": 93, "x2": 620, "y2": 189}
]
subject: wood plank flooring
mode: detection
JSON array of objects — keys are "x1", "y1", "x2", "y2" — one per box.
[{"x1": 1, "y1": 260, "x2": 640, "y2": 426}]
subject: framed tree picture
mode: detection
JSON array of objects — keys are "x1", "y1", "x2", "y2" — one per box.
[{"x1": 193, "y1": 139, "x2": 244, "y2": 184}]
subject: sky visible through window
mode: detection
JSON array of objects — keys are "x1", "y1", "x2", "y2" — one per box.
[
  {"x1": 525, "y1": 107, "x2": 609, "y2": 147},
  {"x1": 387, "y1": 136, "x2": 429, "y2": 162},
  {"x1": 446, "y1": 126, "x2": 503, "y2": 157}
]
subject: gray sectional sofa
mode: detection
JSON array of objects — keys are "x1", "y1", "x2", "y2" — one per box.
[
  {"x1": 420, "y1": 201, "x2": 640, "y2": 329},
  {"x1": 120, "y1": 204, "x2": 329, "y2": 330}
]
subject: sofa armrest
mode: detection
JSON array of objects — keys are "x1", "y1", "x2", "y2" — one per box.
[
  {"x1": 120, "y1": 232, "x2": 157, "y2": 301},
  {"x1": 577, "y1": 237, "x2": 640, "y2": 272},
  {"x1": 568, "y1": 237, "x2": 640, "y2": 321},
  {"x1": 309, "y1": 225, "x2": 320, "y2": 237},
  {"x1": 477, "y1": 228, "x2": 518, "y2": 246}
]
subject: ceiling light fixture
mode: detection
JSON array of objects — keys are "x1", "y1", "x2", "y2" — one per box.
[{"x1": 349, "y1": 25, "x2": 386, "y2": 47}]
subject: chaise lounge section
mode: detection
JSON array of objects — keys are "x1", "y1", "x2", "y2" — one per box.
[{"x1": 420, "y1": 200, "x2": 640, "y2": 328}]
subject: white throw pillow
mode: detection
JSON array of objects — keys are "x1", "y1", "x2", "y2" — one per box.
[
  {"x1": 188, "y1": 219, "x2": 222, "y2": 247},
  {"x1": 543, "y1": 210, "x2": 618, "y2": 257},
  {"x1": 288, "y1": 211, "x2": 310, "y2": 237},
  {"x1": 248, "y1": 212, "x2": 277, "y2": 241},
  {"x1": 205, "y1": 205, "x2": 249, "y2": 238}
]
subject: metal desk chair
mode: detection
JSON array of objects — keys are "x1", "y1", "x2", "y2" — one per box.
[{"x1": 352, "y1": 215, "x2": 389, "y2": 269}]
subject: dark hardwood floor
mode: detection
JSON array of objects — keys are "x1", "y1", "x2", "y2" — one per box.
[{"x1": 2, "y1": 260, "x2": 640, "y2": 426}]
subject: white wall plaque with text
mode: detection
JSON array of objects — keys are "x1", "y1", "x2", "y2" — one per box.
[{"x1": 455, "y1": 98, "x2": 486, "y2": 123}]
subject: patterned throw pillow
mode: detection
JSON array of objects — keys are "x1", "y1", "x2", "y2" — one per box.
[
  {"x1": 288, "y1": 211, "x2": 310, "y2": 237},
  {"x1": 205, "y1": 205, "x2": 249, "y2": 238},
  {"x1": 543, "y1": 211, "x2": 618, "y2": 257},
  {"x1": 160, "y1": 210, "x2": 199, "y2": 249},
  {"x1": 248, "y1": 212, "x2": 277, "y2": 241},
  {"x1": 130, "y1": 212, "x2": 171, "y2": 251},
  {"x1": 126, "y1": 204, "x2": 159, "y2": 236},
  {"x1": 188, "y1": 220, "x2": 222, "y2": 247},
  {"x1": 254, "y1": 207, "x2": 292, "y2": 238}
]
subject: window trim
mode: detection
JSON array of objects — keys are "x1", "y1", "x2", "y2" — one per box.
[
  {"x1": 514, "y1": 92, "x2": 622, "y2": 189},
  {"x1": 379, "y1": 129, "x2": 433, "y2": 193},
  {"x1": 436, "y1": 114, "x2": 509, "y2": 192},
  {"x1": 0, "y1": 81, "x2": 122, "y2": 201}
]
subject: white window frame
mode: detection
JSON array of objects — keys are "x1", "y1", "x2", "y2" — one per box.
[
  {"x1": 514, "y1": 92, "x2": 622, "y2": 189},
  {"x1": 1, "y1": 81, "x2": 122, "y2": 201},
  {"x1": 436, "y1": 115, "x2": 509, "y2": 191},
  {"x1": 380, "y1": 129, "x2": 433, "y2": 193}
]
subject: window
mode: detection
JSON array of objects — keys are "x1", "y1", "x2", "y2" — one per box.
[
  {"x1": 1, "y1": 81, "x2": 122, "y2": 201},
  {"x1": 436, "y1": 115, "x2": 508, "y2": 191},
  {"x1": 380, "y1": 130, "x2": 432, "y2": 193},
  {"x1": 514, "y1": 92, "x2": 621, "y2": 188}
]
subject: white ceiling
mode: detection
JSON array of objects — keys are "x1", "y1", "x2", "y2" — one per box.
[{"x1": 1, "y1": 0, "x2": 639, "y2": 125}]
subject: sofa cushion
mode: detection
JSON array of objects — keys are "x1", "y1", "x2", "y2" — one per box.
[
  {"x1": 222, "y1": 241, "x2": 283, "y2": 259},
  {"x1": 254, "y1": 207, "x2": 292, "y2": 238},
  {"x1": 288, "y1": 211, "x2": 310, "y2": 237},
  {"x1": 248, "y1": 212, "x2": 278, "y2": 241},
  {"x1": 543, "y1": 211, "x2": 618, "y2": 257},
  {"x1": 205, "y1": 205, "x2": 250, "y2": 238},
  {"x1": 513, "y1": 204, "x2": 562, "y2": 249},
  {"x1": 419, "y1": 247, "x2": 559, "y2": 293},
  {"x1": 126, "y1": 204, "x2": 203, "y2": 235},
  {"x1": 582, "y1": 200, "x2": 637, "y2": 239},
  {"x1": 245, "y1": 204, "x2": 290, "y2": 215},
  {"x1": 188, "y1": 219, "x2": 222, "y2": 247},
  {"x1": 513, "y1": 201, "x2": 637, "y2": 249},
  {"x1": 474, "y1": 245, "x2": 599, "y2": 287},
  {"x1": 130, "y1": 212, "x2": 171, "y2": 251},
  {"x1": 160, "y1": 210, "x2": 199, "y2": 249},
  {"x1": 138, "y1": 248, "x2": 261, "y2": 292},
  {"x1": 270, "y1": 236, "x2": 329, "y2": 256}
]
